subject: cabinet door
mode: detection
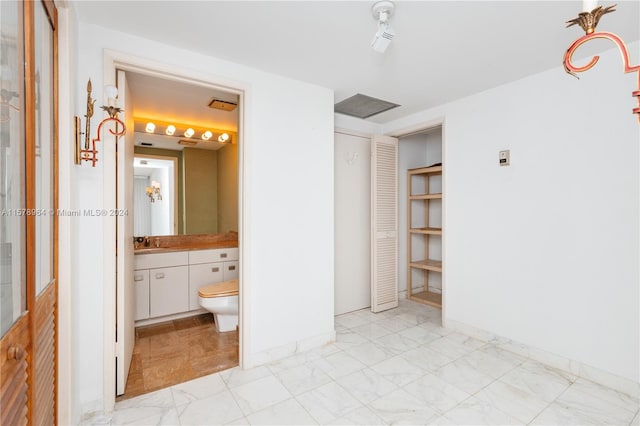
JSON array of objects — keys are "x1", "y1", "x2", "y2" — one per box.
[
  {"x1": 188, "y1": 262, "x2": 224, "y2": 311},
  {"x1": 133, "y1": 270, "x2": 150, "y2": 321},
  {"x1": 223, "y1": 261, "x2": 239, "y2": 281},
  {"x1": 149, "y1": 266, "x2": 189, "y2": 317}
]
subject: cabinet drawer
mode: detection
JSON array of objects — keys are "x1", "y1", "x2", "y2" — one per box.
[
  {"x1": 188, "y1": 262, "x2": 224, "y2": 311},
  {"x1": 223, "y1": 261, "x2": 239, "y2": 281},
  {"x1": 135, "y1": 251, "x2": 189, "y2": 270},
  {"x1": 149, "y1": 266, "x2": 189, "y2": 317},
  {"x1": 133, "y1": 270, "x2": 150, "y2": 321},
  {"x1": 189, "y1": 248, "x2": 238, "y2": 265}
]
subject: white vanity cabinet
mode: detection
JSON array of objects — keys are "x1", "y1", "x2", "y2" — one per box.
[
  {"x1": 188, "y1": 248, "x2": 239, "y2": 311},
  {"x1": 135, "y1": 247, "x2": 238, "y2": 325},
  {"x1": 135, "y1": 251, "x2": 190, "y2": 321},
  {"x1": 133, "y1": 270, "x2": 150, "y2": 321},
  {"x1": 188, "y1": 263, "x2": 224, "y2": 310},
  {"x1": 223, "y1": 261, "x2": 239, "y2": 281},
  {"x1": 149, "y1": 266, "x2": 189, "y2": 317}
]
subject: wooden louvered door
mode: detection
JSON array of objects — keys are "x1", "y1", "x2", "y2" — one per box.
[
  {"x1": 0, "y1": 1, "x2": 58, "y2": 424},
  {"x1": 371, "y1": 135, "x2": 399, "y2": 313}
]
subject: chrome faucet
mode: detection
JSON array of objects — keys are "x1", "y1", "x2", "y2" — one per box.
[
  {"x1": 144, "y1": 236, "x2": 150, "y2": 247},
  {"x1": 154, "y1": 238, "x2": 160, "y2": 248}
]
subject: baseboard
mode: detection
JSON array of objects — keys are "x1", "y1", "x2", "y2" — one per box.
[
  {"x1": 134, "y1": 309, "x2": 207, "y2": 328},
  {"x1": 244, "y1": 330, "x2": 336, "y2": 369},
  {"x1": 446, "y1": 319, "x2": 640, "y2": 398}
]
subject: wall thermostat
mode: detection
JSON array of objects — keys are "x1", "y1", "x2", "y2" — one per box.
[{"x1": 499, "y1": 150, "x2": 510, "y2": 166}]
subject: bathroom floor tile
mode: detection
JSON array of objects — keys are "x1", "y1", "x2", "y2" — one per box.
[
  {"x1": 113, "y1": 299, "x2": 636, "y2": 426},
  {"x1": 118, "y1": 313, "x2": 238, "y2": 401}
]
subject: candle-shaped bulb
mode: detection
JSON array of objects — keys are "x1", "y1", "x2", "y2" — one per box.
[
  {"x1": 104, "y1": 84, "x2": 118, "y2": 107},
  {"x1": 582, "y1": 0, "x2": 598, "y2": 12}
]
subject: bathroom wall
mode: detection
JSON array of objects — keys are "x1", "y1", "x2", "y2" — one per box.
[
  {"x1": 73, "y1": 21, "x2": 334, "y2": 416},
  {"x1": 217, "y1": 142, "x2": 239, "y2": 233},
  {"x1": 183, "y1": 148, "x2": 218, "y2": 234},
  {"x1": 384, "y1": 41, "x2": 640, "y2": 384}
]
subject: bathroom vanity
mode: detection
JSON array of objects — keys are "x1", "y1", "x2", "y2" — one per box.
[{"x1": 133, "y1": 237, "x2": 238, "y2": 326}]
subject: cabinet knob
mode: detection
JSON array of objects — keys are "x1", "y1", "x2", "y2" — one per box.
[
  {"x1": 7, "y1": 345, "x2": 25, "y2": 361},
  {"x1": 211, "y1": 267, "x2": 220, "y2": 272},
  {"x1": 228, "y1": 265, "x2": 236, "y2": 271},
  {"x1": 134, "y1": 275, "x2": 144, "y2": 282},
  {"x1": 155, "y1": 272, "x2": 165, "y2": 279},
  {"x1": 220, "y1": 253, "x2": 228, "y2": 258}
]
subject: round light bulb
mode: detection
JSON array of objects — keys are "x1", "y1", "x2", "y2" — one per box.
[
  {"x1": 184, "y1": 128, "x2": 195, "y2": 138},
  {"x1": 165, "y1": 125, "x2": 176, "y2": 136},
  {"x1": 202, "y1": 131, "x2": 213, "y2": 140},
  {"x1": 145, "y1": 122, "x2": 156, "y2": 133},
  {"x1": 218, "y1": 133, "x2": 230, "y2": 143}
]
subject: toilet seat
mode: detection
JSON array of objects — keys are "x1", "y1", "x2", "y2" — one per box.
[{"x1": 199, "y1": 279, "x2": 238, "y2": 298}]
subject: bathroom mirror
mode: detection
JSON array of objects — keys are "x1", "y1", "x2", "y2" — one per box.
[{"x1": 133, "y1": 142, "x2": 238, "y2": 236}]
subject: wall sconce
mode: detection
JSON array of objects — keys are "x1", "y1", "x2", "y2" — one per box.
[
  {"x1": 218, "y1": 133, "x2": 230, "y2": 143},
  {"x1": 74, "y1": 79, "x2": 127, "y2": 166},
  {"x1": 563, "y1": 2, "x2": 640, "y2": 123},
  {"x1": 146, "y1": 180, "x2": 162, "y2": 202}
]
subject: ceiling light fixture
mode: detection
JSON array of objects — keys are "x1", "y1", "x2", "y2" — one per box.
[
  {"x1": 184, "y1": 128, "x2": 195, "y2": 138},
  {"x1": 145, "y1": 122, "x2": 155, "y2": 133},
  {"x1": 165, "y1": 125, "x2": 176, "y2": 136},
  {"x1": 371, "y1": 0, "x2": 396, "y2": 53},
  {"x1": 563, "y1": 1, "x2": 640, "y2": 123},
  {"x1": 218, "y1": 133, "x2": 230, "y2": 143},
  {"x1": 202, "y1": 131, "x2": 213, "y2": 140}
]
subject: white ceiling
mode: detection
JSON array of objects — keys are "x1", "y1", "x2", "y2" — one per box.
[
  {"x1": 126, "y1": 71, "x2": 239, "y2": 131},
  {"x1": 75, "y1": 1, "x2": 640, "y2": 124}
]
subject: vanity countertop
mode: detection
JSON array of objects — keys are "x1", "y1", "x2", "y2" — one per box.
[
  {"x1": 134, "y1": 233, "x2": 238, "y2": 255},
  {"x1": 134, "y1": 241, "x2": 238, "y2": 255}
]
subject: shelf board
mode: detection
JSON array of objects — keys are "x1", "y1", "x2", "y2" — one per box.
[
  {"x1": 408, "y1": 290, "x2": 442, "y2": 308},
  {"x1": 409, "y1": 193, "x2": 442, "y2": 200},
  {"x1": 409, "y1": 259, "x2": 442, "y2": 272},
  {"x1": 409, "y1": 227, "x2": 442, "y2": 235},
  {"x1": 408, "y1": 165, "x2": 442, "y2": 176}
]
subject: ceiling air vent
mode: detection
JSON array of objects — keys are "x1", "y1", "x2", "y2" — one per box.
[
  {"x1": 208, "y1": 98, "x2": 238, "y2": 112},
  {"x1": 178, "y1": 139, "x2": 198, "y2": 147},
  {"x1": 334, "y1": 93, "x2": 400, "y2": 119},
  {"x1": 140, "y1": 142, "x2": 153, "y2": 147}
]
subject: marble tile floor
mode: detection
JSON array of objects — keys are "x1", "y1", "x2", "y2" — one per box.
[
  {"x1": 91, "y1": 300, "x2": 639, "y2": 425},
  {"x1": 118, "y1": 313, "x2": 239, "y2": 400}
]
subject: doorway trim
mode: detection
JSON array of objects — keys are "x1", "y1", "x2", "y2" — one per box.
[
  {"x1": 387, "y1": 117, "x2": 447, "y2": 326},
  {"x1": 102, "y1": 49, "x2": 250, "y2": 411}
]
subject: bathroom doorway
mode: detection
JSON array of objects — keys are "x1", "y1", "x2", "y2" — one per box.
[
  {"x1": 121, "y1": 70, "x2": 241, "y2": 399},
  {"x1": 101, "y1": 51, "x2": 247, "y2": 407}
]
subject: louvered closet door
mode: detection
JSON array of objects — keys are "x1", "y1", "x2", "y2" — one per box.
[
  {"x1": 0, "y1": 1, "x2": 58, "y2": 424},
  {"x1": 371, "y1": 135, "x2": 399, "y2": 313}
]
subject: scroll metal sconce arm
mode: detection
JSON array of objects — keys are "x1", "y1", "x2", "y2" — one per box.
[
  {"x1": 563, "y1": 4, "x2": 640, "y2": 123},
  {"x1": 74, "y1": 79, "x2": 127, "y2": 166}
]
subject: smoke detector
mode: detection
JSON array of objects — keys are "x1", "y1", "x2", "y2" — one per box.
[{"x1": 371, "y1": 0, "x2": 396, "y2": 53}]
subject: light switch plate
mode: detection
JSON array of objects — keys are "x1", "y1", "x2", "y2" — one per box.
[{"x1": 499, "y1": 150, "x2": 510, "y2": 166}]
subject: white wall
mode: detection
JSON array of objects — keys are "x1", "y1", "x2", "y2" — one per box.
[
  {"x1": 385, "y1": 42, "x2": 640, "y2": 383},
  {"x1": 73, "y1": 21, "x2": 334, "y2": 416}
]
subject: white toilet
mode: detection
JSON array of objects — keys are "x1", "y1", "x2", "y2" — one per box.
[{"x1": 198, "y1": 279, "x2": 239, "y2": 332}]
